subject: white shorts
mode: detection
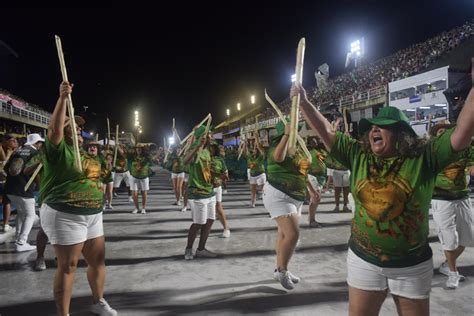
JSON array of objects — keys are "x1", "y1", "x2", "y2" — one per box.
[
  {"x1": 184, "y1": 173, "x2": 189, "y2": 182},
  {"x1": 40, "y1": 204, "x2": 104, "y2": 246},
  {"x1": 263, "y1": 182, "x2": 303, "y2": 219},
  {"x1": 432, "y1": 198, "x2": 474, "y2": 250},
  {"x1": 213, "y1": 186, "x2": 223, "y2": 203},
  {"x1": 113, "y1": 171, "x2": 130, "y2": 188},
  {"x1": 326, "y1": 168, "x2": 334, "y2": 177},
  {"x1": 308, "y1": 174, "x2": 322, "y2": 191},
  {"x1": 332, "y1": 169, "x2": 350, "y2": 187},
  {"x1": 189, "y1": 196, "x2": 216, "y2": 225},
  {"x1": 347, "y1": 249, "x2": 433, "y2": 299},
  {"x1": 130, "y1": 176, "x2": 150, "y2": 191},
  {"x1": 172, "y1": 172, "x2": 185, "y2": 179},
  {"x1": 249, "y1": 173, "x2": 266, "y2": 185}
]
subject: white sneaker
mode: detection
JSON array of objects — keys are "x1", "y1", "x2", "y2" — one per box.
[
  {"x1": 221, "y1": 229, "x2": 231, "y2": 238},
  {"x1": 195, "y1": 248, "x2": 217, "y2": 258},
  {"x1": 132, "y1": 209, "x2": 138, "y2": 214},
  {"x1": 141, "y1": 209, "x2": 146, "y2": 214},
  {"x1": 251, "y1": 203, "x2": 256, "y2": 208},
  {"x1": 446, "y1": 271, "x2": 461, "y2": 289},
  {"x1": 177, "y1": 201, "x2": 181, "y2": 206},
  {"x1": 34, "y1": 257, "x2": 47, "y2": 271},
  {"x1": 128, "y1": 196, "x2": 134, "y2": 203},
  {"x1": 273, "y1": 269, "x2": 300, "y2": 283},
  {"x1": 439, "y1": 262, "x2": 466, "y2": 281},
  {"x1": 184, "y1": 248, "x2": 194, "y2": 260},
  {"x1": 105, "y1": 204, "x2": 113, "y2": 210},
  {"x1": 223, "y1": 189, "x2": 228, "y2": 194},
  {"x1": 2, "y1": 224, "x2": 14, "y2": 232},
  {"x1": 90, "y1": 298, "x2": 117, "y2": 316},
  {"x1": 113, "y1": 192, "x2": 118, "y2": 197},
  {"x1": 181, "y1": 206, "x2": 187, "y2": 212},
  {"x1": 16, "y1": 242, "x2": 36, "y2": 252},
  {"x1": 274, "y1": 270, "x2": 295, "y2": 290}
]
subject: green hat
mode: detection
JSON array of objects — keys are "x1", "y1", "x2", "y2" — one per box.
[{"x1": 359, "y1": 107, "x2": 416, "y2": 136}]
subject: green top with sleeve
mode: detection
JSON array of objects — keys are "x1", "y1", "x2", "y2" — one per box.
[
  {"x1": 247, "y1": 150, "x2": 265, "y2": 177},
  {"x1": 211, "y1": 155, "x2": 228, "y2": 188},
  {"x1": 130, "y1": 153, "x2": 152, "y2": 179},
  {"x1": 432, "y1": 145, "x2": 474, "y2": 200},
  {"x1": 41, "y1": 137, "x2": 104, "y2": 215},
  {"x1": 309, "y1": 148, "x2": 327, "y2": 186},
  {"x1": 330, "y1": 128, "x2": 462, "y2": 267},
  {"x1": 266, "y1": 141, "x2": 310, "y2": 201},
  {"x1": 114, "y1": 151, "x2": 129, "y2": 173},
  {"x1": 187, "y1": 146, "x2": 215, "y2": 199},
  {"x1": 169, "y1": 152, "x2": 185, "y2": 174}
]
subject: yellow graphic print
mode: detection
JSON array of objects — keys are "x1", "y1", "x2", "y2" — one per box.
[
  {"x1": 355, "y1": 159, "x2": 422, "y2": 257},
  {"x1": 295, "y1": 151, "x2": 310, "y2": 176},
  {"x1": 443, "y1": 162, "x2": 465, "y2": 184},
  {"x1": 82, "y1": 157, "x2": 101, "y2": 181}
]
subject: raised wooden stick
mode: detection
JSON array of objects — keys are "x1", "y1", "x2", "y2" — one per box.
[
  {"x1": 343, "y1": 107, "x2": 349, "y2": 134},
  {"x1": 24, "y1": 163, "x2": 43, "y2": 192},
  {"x1": 265, "y1": 90, "x2": 312, "y2": 162},
  {"x1": 55, "y1": 35, "x2": 82, "y2": 171},
  {"x1": 427, "y1": 114, "x2": 432, "y2": 136},
  {"x1": 288, "y1": 38, "x2": 306, "y2": 156},
  {"x1": 113, "y1": 124, "x2": 119, "y2": 168},
  {"x1": 107, "y1": 118, "x2": 111, "y2": 146},
  {"x1": 180, "y1": 113, "x2": 211, "y2": 145}
]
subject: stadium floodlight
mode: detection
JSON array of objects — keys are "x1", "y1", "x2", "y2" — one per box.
[
  {"x1": 90, "y1": 132, "x2": 94, "y2": 136},
  {"x1": 251, "y1": 95, "x2": 255, "y2": 105},
  {"x1": 351, "y1": 40, "x2": 361, "y2": 56},
  {"x1": 237, "y1": 103, "x2": 241, "y2": 111},
  {"x1": 291, "y1": 74, "x2": 296, "y2": 82},
  {"x1": 226, "y1": 108, "x2": 230, "y2": 117},
  {"x1": 121, "y1": 131, "x2": 125, "y2": 134},
  {"x1": 406, "y1": 109, "x2": 416, "y2": 112},
  {"x1": 435, "y1": 103, "x2": 446, "y2": 107},
  {"x1": 168, "y1": 136, "x2": 175, "y2": 145},
  {"x1": 420, "y1": 106, "x2": 431, "y2": 109}
]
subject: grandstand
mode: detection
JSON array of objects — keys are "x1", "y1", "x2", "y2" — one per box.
[
  {"x1": 0, "y1": 88, "x2": 51, "y2": 139},
  {"x1": 214, "y1": 20, "x2": 474, "y2": 143}
]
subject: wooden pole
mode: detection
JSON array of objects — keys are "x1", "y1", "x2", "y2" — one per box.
[
  {"x1": 107, "y1": 118, "x2": 111, "y2": 146},
  {"x1": 265, "y1": 89, "x2": 312, "y2": 162},
  {"x1": 113, "y1": 124, "x2": 119, "y2": 167},
  {"x1": 180, "y1": 113, "x2": 211, "y2": 145},
  {"x1": 24, "y1": 163, "x2": 42, "y2": 192},
  {"x1": 288, "y1": 38, "x2": 306, "y2": 156},
  {"x1": 343, "y1": 107, "x2": 349, "y2": 134},
  {"x1": 55, "y1": 35, "x2": 82, "y2": 171}
]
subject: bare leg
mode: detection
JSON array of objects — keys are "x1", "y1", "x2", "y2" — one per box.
[
  {"x1": 343, "y1": 186, "x2": 350, "y2": 208},
  {"x1": 36, "y1": 228, "x2": 49, "y2": 258},
  {"x1": 348, "y1": 286, "x2": 387, "y2": 316},
  {"x1": 308, "y1": 187, "x2": 321, "y2": 224},
  {"x1": 197, "y1": 219, "x2": 215, "y2": 250},
  {"x1": 82, "y1": 236, "x2": 106, "y2": 303},
  {"x1": 250, "y1": 184, "x2": 257, "y2": 206},
  {"x1": 392, "y1": 295, "x2": 429, "y2": 316},
  {"x1": 334, "y1": 187, "x2": 341, "y2": 211},
  {"x1": 53, "y1": 242, "x2": 84, "y2": 316},
  {"x1": 133, "y1": 190, "x2": 139, "y2": 210},
  {"x1": 182, "y1": 181, "x2": 188, "y2": 207},
  {"x1": 445, "y1": 246, "x2": 465, "y2": 272},
  {"x1": 172, "y1": 178, "x2": 179, "y2": 202},
  {"x1": 141, "y1": 191, "x2": 148, "y2": 209},
  {"x1": 215, "y1": 202, "x2": 229, "y2": 229},
  {"x1": 186, "y1": 223, "x2": 202, "y2": 249},
  {"x1": 275, "y1": 215, "x2": 299, "y2": 271},
  {"x1": 2, "y1": 197, "x2": 11, "y2": 226}
]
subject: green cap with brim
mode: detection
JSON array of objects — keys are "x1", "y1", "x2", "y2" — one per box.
[{"x1": 358, "y1": 106, "x2": 416, "y2": 136}]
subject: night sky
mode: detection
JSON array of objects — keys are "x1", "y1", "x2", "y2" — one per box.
[{"x1": 1, "y1": 2, "x2": 472, "y2": 144}]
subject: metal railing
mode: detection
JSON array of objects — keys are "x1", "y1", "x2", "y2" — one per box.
[{"x1": 1, "y1": 101, "x2": 50, "y2": 126}]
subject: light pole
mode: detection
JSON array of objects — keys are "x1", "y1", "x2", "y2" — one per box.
[
  {"x1": 251, "y1": 95, "x2": 255, "y2": 105},
  {"x1": 237, "y1": 102, "x2": 241, "y2": 111},
  {"x1": 226, "y1": 108, "x2": 230, "y2": 117}
]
